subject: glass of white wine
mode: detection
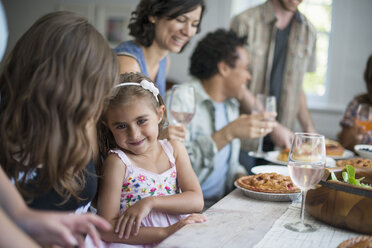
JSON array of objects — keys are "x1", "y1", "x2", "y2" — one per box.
[
  {"x1": 284, "y1": 132, "x2": 326, "y2": 233},
  {"x1": 168, "y1": 84, "x2": 196, "y2": 126},
  {"x1": 249, "y1": 94, "x2": 276, "y2": 158}
]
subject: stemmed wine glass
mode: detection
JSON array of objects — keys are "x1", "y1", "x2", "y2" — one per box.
[
  {"x1": 168, "y1": 84, "x2": 196, "y2": 126},
  {"x1": 249, "y1": 94, "x2": 276, "y2": 158},
  {"x1": 355, "y1": 103, "x2": 372, "y2": 131},
  {"x1": 284, "y1": 132, "x2": 326, "y2": 233}
]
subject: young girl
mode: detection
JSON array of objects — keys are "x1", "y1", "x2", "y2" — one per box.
[{"x1": 97, "y1": 72, "x2": 206, "y2": 247}]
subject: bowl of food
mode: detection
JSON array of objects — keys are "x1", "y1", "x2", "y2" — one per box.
[
  {"x1": 306, "y1": 165, "x2": 372, "y2": 235},
  {"x1": 354, "y1": 144, "x2": 372, "y2": 160}
]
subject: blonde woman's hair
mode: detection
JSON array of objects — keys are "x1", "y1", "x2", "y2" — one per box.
[{"x1": 0, "y1": 11, "x2": 119, "y2": 203}]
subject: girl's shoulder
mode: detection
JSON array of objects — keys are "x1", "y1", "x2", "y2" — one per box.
[{"x1": 104, "y1": 150, "x2": 129, "y2": 169}]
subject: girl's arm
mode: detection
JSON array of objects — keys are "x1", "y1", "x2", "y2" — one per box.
[
  {"x1": 117, "y1": 140, "x2": 204, "y2": 238},
  {"x1": 117, "y1": 140, "x2": 203, "y2": 222},
  {"x1": 151, "y1": 139, "x2": 204, "y2": 213},
  {"x1": 97, "y1": 153, "x2": 206, "y2": 244},
  {"x1": 103, "y1": 213, "x2": 206, "y2": 244},
  {"x1": 115, "y1": 140, "x2": 205, "y2": 239},
  {"x1": 97, "y1": 154, "x2": 127, "y2": 241}
]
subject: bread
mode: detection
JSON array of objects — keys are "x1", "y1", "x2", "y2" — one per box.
[
  {"x1": 277, "y1": 148, "x2": 290, "y2": 162},
  {"x1": 276, "y1": 139, "x2": 344, "y2": 162},
  {"x1": 338, "y1": 236, "x2": 372, "y2": 248},
  {"x1": 326, "y1": 139, "x2": 345, "y2": 157},
  {"x1": 336, "y1": 157, "x2": 372, "y2": 169},
  {"x1": 236, "y1": 173, "x2": 300, "y2": 194}
]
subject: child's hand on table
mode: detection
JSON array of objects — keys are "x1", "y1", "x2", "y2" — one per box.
[{"x1": 115, "y1": 197, "x2": 153, "y2": 239}]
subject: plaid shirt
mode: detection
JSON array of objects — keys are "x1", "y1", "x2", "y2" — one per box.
[
  {"x1": 231, "y1": 0, "x2": 317, "y2": 149},
  {"x1": 340, "y1": 98, "x2": 372, "y2": 144}
]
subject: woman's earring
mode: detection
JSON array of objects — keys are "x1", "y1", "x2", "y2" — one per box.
[{"x1": 149, "y1": 17, "x2": 155, "y2": 24}]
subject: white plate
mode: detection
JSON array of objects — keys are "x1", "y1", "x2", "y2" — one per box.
[
  {"x1": 263, "y1": 151, "x2": 337, "y2": 167},
  {"x1": 263, "y1": 151, "x2": 287, "y2": 165},
  {"x1": 251, "y1": 165, "x2": 289, "y2": 176},
  {"x1": 354, "y1": 144, "x2": 372, "y2": 160},
  {"x1": 234, "y1": 181, "x2": 300, "y2": 202},
  {"x1": 328, "y1": 149, "x2": 354, "y2": 160}
]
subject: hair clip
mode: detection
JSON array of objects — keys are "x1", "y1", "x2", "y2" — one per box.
[{"x1": 115, "y1": 80, "x2": 159, "y2": 102}]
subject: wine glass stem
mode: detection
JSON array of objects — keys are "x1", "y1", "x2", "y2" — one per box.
[
  {"x1": 300, "y1": 190, "x2": 307, "y2": 224},
  {"x1": 257, "y1": 137, "x2": 264, "y2": 154}
]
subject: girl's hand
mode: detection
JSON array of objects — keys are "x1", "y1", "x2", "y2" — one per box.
[
  {"x1": 180, "y1": 213, "x2": 207, "y2": 225},
  {"x1": 116, "y1": 197, "x2": 153, "y2": 239},
  {"x1": 165, "y1": 213, "x2": 207, "y2": 237},
  {"x1": 167, "y1": 125, "x2": 187, "y2": 141}
]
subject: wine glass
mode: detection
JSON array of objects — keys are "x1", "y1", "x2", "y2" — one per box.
[
  {"x1": 355, "y1": 103, "x2": 372, "y2": 131},
  {"x1": 249, "y1": 94, "x2": 276, "y2": 158},
  {"x1": 168, "y1": 84, "x2": 196, "y2": 125},
  {"x1": 284, "y1": 132, "x2": 326, "y2": 233}
]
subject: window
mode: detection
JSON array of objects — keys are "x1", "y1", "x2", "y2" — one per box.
[{"x1": 298, "y1": 0, "x2": 333, "y2": 100}]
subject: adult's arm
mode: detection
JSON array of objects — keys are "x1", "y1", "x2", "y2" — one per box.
[
  {"x1": 0, "y1": 168, "x2": 110, "y2": 247},
  {"x1": 0, "y1": 208, "x2": 39, "y2": 248},
  {"x1": 184, "y1": 112, "x2": 276, "y2": 185},
  {"x1": 117, "y1": 55, "x2": 141, "y2": 74},
  {"x1": 338, "y1": 126, "x2": 363, "y2": 151},
  {"x1": 236, "y1": 86, "x2": 255, "y2": 114}
]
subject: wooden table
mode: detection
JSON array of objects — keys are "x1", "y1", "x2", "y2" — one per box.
[{"x1": 157, "y1": 189, "x2": 290, "y2": 248}]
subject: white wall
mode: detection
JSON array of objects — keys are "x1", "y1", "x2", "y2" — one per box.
[
  {"x1": 305, "y1": 0, "x2": 372, "y2": 139},
  {"x1": 2, "y1": 0, "x2": 372, "y2": 140},
  {"x1": 167, "y1": 0, "x2": 233, "y2": 84}
]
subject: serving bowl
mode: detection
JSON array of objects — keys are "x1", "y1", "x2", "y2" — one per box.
[
  {"x1": 306, "y1": 167, "x2": 372, "y2": 234},
  {"x1": 354, "y1": 144, "x2": 372, "y2": 160}
]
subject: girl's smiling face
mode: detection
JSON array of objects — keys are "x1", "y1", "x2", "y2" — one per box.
[
  {"x1": 105, "y1": 98, "x2": 164, "y2": 155},
  {"x1": 153, "y1": 5, "x2": 202, "y2": 53}
]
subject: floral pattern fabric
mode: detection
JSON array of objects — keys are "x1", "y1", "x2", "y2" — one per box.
[
  {"x1": 104, "y1": 142, "x2": 186, "y2": 248},
  {"x1": 109, "y1": 140, "x2": 180, "y2": 211}
]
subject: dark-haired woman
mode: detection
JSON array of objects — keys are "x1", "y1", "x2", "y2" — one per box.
[
  {"x1": 339, "y1": 55, "x2": 372, "y2": 150},
  {"x1": 115, "y1": 0, "x2": 205, "y2": 141}
]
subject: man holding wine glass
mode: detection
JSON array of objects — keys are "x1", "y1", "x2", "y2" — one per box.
[
  {"x1": 231, "y1": 0, "x2": 318, "y2": 168},
  {"x1": 167, "y1": 29, "x2": 277, "y2": 207}
]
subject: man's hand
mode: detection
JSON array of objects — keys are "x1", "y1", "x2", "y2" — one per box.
[
  {"x1": 229, "y1": 112, "x2": 277, "y2": 140},
  {"x1": 270, "y1": 124, "x2": 294, "y2": 149}
]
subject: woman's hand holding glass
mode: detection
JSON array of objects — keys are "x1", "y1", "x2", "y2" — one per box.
[
  {"x1": 167, "y1": 85, "x2": 196, "y2": 141},
  {"x1": 355, "y1": 103, "x2": 372, "y2": 133}
]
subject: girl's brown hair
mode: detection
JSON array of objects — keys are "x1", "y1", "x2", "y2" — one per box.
[
  {"x1": 98, "y1": 72, "x2": 168, "y2": 159},
  {"x1": 0, "y1": 11, "x2": 119, "y2": 203}
]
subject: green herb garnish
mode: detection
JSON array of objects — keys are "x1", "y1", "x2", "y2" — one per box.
[{"x1": 330, "y1": 165, "x2": 371, "y2": 188}]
